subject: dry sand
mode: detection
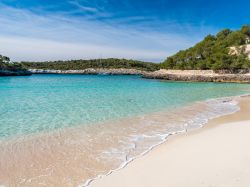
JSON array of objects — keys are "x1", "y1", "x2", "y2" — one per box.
[{"x1": 90, "y1": 96, "x2": 250, "y2": 187}]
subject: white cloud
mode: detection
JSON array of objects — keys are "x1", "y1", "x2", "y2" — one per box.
[
  {"x1": 0, "y1": 37, "x2": 168, "y2": 62},
  {"x1": 69, "y1": 0, "x2": 99, "y2": 13},
  {"x1": 0, "y1": 3, "x2": 212, "y2": 62}
]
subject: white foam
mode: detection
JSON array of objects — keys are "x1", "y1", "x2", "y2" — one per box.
[{"x1": 79, "y1": 95, "x2": 244, "y2": 187}]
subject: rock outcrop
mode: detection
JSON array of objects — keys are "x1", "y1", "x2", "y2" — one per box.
[
  {"x1": 29, "y1": 68, "x2": 145, "y2": 75},
  {"x1": 230, "y1": 44, "x2": 250, "y2": 59},
  {"x1": 0, "y1": 70, "x2": 32, "y2": 76},
  {"x1": 29, "y1": 68, "x2": 250, "y2": 83},
  {"x1": 143, "y1": 69, "x2": 250, "y2": 83}
]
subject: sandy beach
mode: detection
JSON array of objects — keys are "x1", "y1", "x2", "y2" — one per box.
[{"x1": 90, "y1": 96, "x2": 250, "y2": 187}]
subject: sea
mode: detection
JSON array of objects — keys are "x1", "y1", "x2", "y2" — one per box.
[{"x1": 0, "y1": 74, "x2": 250, "y2": 186}]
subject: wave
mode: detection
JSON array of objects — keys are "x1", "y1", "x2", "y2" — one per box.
[
  {"x1": 0, "y1": 94, "x2": 246, "y2": 187},
  {"x1": 79, "y1": 95, "x2": 244, "y2": 187}
]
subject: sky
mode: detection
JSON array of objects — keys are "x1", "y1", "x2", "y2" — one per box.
[{"x1": 0, "y1": 0, "x2": 250, "y2": 62}]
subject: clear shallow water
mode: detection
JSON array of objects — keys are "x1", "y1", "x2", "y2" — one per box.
[
  {"x1": 0, "y1": 74, "x2": 250, "y2": 139},
  {"x1": 1, "y1": 75, "x2": 250, "y2": 187}
]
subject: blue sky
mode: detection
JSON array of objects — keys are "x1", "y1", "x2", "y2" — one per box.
[{"x1": 0, "y1": 0, "x2": 249, "y2": 62}]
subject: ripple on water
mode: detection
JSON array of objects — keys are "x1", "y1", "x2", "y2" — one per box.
[{"x1": 0, "y1": 95, "x2": 242, "y2": 187}]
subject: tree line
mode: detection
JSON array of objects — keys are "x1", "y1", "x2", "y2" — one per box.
[
  {"x1": 161, "y1": 25, "x2": 250, "y2": 70},
  {"x1": 2, "y1": 25, "x2": 250, "y2": 72},
  {"x1": 22, "y1": 58, "x2": 160, "y2": 71},
  {"x1": 0, "y1": 55, "x2": 26, "y2": 71}
]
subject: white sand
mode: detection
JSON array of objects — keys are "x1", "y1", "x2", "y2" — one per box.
[{"x1": 90, "y1": 98, "x2": 250, "y2": 187}]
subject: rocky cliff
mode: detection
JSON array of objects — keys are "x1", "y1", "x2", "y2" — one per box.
[
  {"x1": 29, "y1": 68, "x2": 250, "y2": 83},
  {"x1": 0, "y1": 70, "x2": 32, "y2": 76},
  {"x1": 29, "y1": 68, "x2": 145, "y2": 75},
  {"x1": 143, "y1": 69, "x2": 250, "y2": 83}
]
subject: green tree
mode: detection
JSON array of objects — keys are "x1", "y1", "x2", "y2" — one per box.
[{"x1": 161, "y1": 25, "x2": 250, "y2": 70}]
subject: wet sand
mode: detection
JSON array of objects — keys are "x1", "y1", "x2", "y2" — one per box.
[
  {"x1": 90, "y1": 96, "x2": 250, "y2": 187},
  {"x1": 0, "y1": 96, "x2": 247, "y2": 187},
  {"x1": 0, "y1": 101, "x2": 212, "y2": 187}
]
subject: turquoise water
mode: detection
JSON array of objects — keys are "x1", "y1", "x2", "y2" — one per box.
[
  {"x1": 0, "y1": 74, "x2": 250, "y2": 139},
  {"x1": 1, "y1": 74, "x2": 250, "y2": 187}
]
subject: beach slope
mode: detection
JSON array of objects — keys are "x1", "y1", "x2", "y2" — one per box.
[{"x1": 90, "y1": 98, "x2": 250, "y2": 187}]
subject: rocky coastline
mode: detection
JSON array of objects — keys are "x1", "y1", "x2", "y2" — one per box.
[
  {"x1": 29, "y1": 68, "x2": 250, "y2": 83},
  {"x1": 143, "y1": 69, "x2": 250, "y2": 83},
  {"x1": 0, "y1": 69, "x2": 32, "y2": 76},
  {"x1": 29, "y1": 68, "x2": 145, "y2": 75}
]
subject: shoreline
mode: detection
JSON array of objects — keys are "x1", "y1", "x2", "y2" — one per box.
[
  {"x1": 0, "y1": 94, "x2": 245, "y2": 187},
  {"x1": 89, "y1": 95, "x2": 250, "y2": 187},
  {"x1": 29, "y1": 69, "x2": 250, "y2": 83},
  {"x1": 0, "y1": 88, "x2": 249, "y2": 186},
  {"x1": 81, "y1": 94, "x2": 246, "y2": 187},
  {"x1": 143, "y1": 69, "x2": 250, "y2": 83},
  {"x1": 0, "y1": 69, "x2": 32, "y2": 76},
  {"x1": 29, "y1": 68, "x2": 145, "y2": 75}
]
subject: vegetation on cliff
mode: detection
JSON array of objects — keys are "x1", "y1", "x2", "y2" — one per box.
[
  {"x1": 5, "y1": 25, "x2": 250, "y2": 73},
  {"x1": 0, "y1": 55, "x2": 28, "y2": 72},
  {"x1": 22, "y1": 58, "x2": 160, "y2": 72},
  {"x1": 161, "y1": 25, "x2": 250, "y2": 70}
]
